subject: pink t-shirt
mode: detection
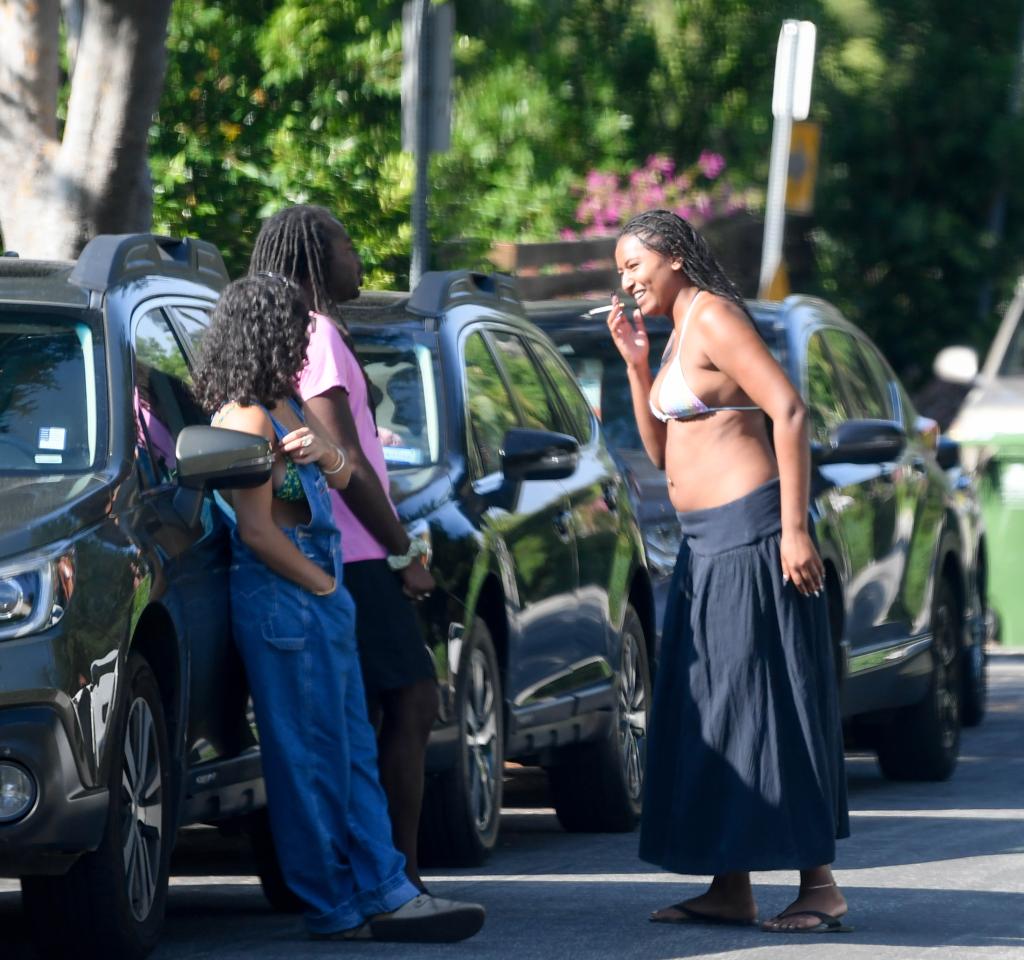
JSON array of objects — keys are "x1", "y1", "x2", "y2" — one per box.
[{"x1": 296, "y1": 312, "x2": 393, "y2": 563}]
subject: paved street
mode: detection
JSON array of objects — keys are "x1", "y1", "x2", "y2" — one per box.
[{"x1": 3, "y1": 650, "x2": 1022, "y2": 959}]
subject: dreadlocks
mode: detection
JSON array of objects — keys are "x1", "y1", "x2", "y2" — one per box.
[
  {"x1": 619, "y1": 210, "x2": 752, "y2": 319},
  {"x1": 249, "y1": 204, "x2": 344, "y2": 316},
  {"x1": 249, "y1": 204, "x2": 376, "y2": 410}
]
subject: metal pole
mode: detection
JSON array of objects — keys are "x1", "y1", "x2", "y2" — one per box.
[
  {"x1": 409, "y1": 0, "x2": 431, "y2": 290},
  {"x1": 759, "y1": 21, "x2": 799, "y2": 298}
]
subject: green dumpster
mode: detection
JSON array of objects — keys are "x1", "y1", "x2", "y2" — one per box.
[{"x1": 973, "y1": 436, "x2": 1024, "y2": 647}]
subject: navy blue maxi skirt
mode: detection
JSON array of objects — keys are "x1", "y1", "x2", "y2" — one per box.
[{"x1": 639, "y1": 478, "x2": 850, "y2": 875}]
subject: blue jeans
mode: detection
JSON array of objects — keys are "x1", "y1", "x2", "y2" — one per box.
[{"x1": 227, "y1": 402, "x2": 418, "y2": 933}]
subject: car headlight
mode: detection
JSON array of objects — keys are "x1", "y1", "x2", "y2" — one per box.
[
  {"x1": 0, "y1": 546, "x2": 75, "y2": 640},
  {"x1": 0, "y1": 762, "x2": 37, "y2": 822}
]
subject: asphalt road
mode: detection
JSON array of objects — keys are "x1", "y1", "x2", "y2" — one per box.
[{"x1": 3, "y1": 650, "x2": 1022, "y2": 960}]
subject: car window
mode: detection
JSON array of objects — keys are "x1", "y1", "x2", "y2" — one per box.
[
  {"x1": 806, "y1": 332, "x2": 849, "y2": 446},
  {"x1": 822, "y1": 329, "x2": 890, "y2": 421},
  {"x1": 531, "y1": 337, "x2": 594, "y2": 444},
  {"x1": 854, "y1": 339, "x2": 898, "y2": 421},
  {"x1": 554, "y1": 332, "x2": 673, "y2": 451},
  {"x1": 0, "y1": 313, "x2": 104, "y2": 473},
  {"x1": 489, "y1": 331, "x2": 561, "y2": 433},
  {"x1": 358, "y1": 334, "x2": 442, "y2": 468},
  {"x1": 169, "y1": 304, "x2": 212, "y2": 360},
  {"x1": 134, "y1": 309, "x2": 206, "y2": 486},
  {"x1": 463, "y1": 332, "x2": 518, "y2": 477}
]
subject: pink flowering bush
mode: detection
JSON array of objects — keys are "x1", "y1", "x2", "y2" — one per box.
[{"x1": 563, "y1": 152, "x2": 760, "y2": 239}]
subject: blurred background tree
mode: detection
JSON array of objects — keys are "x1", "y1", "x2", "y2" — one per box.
[{"x1": 147, "y1": 0, "x2": 1024, "y2": 384}]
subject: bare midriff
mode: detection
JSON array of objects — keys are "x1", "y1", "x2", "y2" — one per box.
[{"x1": 664, "y1": 408, "x2": 778, "y2": 513}]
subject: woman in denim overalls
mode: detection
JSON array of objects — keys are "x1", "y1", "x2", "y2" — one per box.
[{"x1": 194, "y1": 275, "x2": 484, "y2": 942}]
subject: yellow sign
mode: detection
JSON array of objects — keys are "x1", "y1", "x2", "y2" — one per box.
[
  {"x1": 786, "y1": 121, "x2": 821, "y2": 215},
  {"x1": 761, "y1": 260, "x2": 790, "y2": 301}
]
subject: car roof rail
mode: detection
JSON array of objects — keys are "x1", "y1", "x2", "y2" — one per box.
[
  {"x1": 68, "y1": 234, "x2": 230, "y2": 293},
  {"x1": 407, "y1": 270, "x2": 524, "y2": 318}
]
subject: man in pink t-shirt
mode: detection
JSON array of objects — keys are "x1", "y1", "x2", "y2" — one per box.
[{"x1": 252, "y1": 207, "x2": 439, "y2": 894}]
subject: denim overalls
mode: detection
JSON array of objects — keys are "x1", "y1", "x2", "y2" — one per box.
[{"x1": 227, "y1": 400, "x2": 418, "y2": 934}]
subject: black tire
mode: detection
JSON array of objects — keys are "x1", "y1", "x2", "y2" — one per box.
[
  {"x1": 549, "y1": 604, "x2": 651, "y2": 832},
  {"x1": 22, "y1": 653, "x2": 172, "y2": 960},
  {"x1": 246, "y1": 808, "x2": 305, "y2": 913},
  {"x1": 877, "y1": 578, "x2": 961, "y2": 781},
  {"x1": 418, "y1": 619, "x2": 503, "y2": 867}
]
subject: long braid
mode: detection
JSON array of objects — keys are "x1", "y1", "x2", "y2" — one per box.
[
  {"x1": 620, "y1": 210, "x2": 752, "y2": 320},
  {"x1": 250, "y1": 204, "x2": 377, "y2": 412}
]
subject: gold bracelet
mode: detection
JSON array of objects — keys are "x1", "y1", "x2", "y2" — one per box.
[
  {"x1": 311, "y1": 577, "x2": 336, "y2": 596},
  {"x1": 322, "y1": 446, "x2": 346, "y2": 475}
]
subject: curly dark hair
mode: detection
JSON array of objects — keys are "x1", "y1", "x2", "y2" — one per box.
[
  {"x1": 620, "y1": 209, "x2": 752, "y2": 319},
  {"x1": 194, "y1": 274, "x2": 311, "y2": 412}
]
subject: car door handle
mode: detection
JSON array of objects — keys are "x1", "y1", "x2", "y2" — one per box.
[
  {"x1": 553, "y1": 509, "x2": 573, "y2": 541},
  {"x1": 601, "y1": 481, "x2": 618, "y2": 512}
]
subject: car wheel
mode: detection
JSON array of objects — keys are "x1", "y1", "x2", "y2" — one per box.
[
  {"x1": 246, "y1": 808, "x2": 305, "y2": 913},
  {"x1": 22, "y1": 653, "x2": 172, "y2": 960},
  {"x1": 549, "y1": 603, "x2": 651, "y2": 832},
  {"x1": 877, "y1": 578, "x2": 961, "y2": 781},
  {"x1": 418, "y1": 618, "x2": 503, "y2": 867}
]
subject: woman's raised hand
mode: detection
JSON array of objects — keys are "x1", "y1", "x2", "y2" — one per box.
[
  {"x1": 279, "y1": 426, "x2": 336, "y2": 470},
  {"x1": 607, "y1": 294, "x2": 649, "y2": 369}
]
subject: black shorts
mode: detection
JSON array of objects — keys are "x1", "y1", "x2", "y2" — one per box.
[{"x1": 342, "y1": 558, "x2": 437, "y2": 700}]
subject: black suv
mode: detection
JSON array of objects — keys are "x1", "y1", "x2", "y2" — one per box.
[
  {"x1": 327, "y1": 273, "x2": 657, "y2": 865},
  {"x1": 0, "y1": 236, "x2": 274, "y2": 959}
]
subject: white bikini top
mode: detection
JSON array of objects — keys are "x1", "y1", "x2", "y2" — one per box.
[{"x1": 649, "y1": 291, "x2": 760, "y2": 422}]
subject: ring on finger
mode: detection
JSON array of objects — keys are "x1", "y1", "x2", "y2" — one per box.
[{"x1": 300, "y1": 435, "x2": 313, "y2": 448}]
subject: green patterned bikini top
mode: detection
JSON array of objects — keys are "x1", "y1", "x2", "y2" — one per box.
[
  {"x1": 274, "y1": 458, "x2": 305, "y2": 502},
  {"x1": 213, "y1": 402, "x2": 306, "y2": 503}
]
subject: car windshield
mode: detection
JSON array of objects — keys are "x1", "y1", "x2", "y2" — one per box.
[
  {"x1": 0, "y1": 313, "x2": 105, "y2": 474},
  {"x1": 357, "y1": 333, "x2": 442, "y2": 468}
]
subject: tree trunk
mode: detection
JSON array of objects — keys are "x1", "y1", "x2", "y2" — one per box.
[{"x1": 0, "y1": 0, "x2": 172, "y2": 258}]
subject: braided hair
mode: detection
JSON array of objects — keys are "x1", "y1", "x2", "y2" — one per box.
[
  {"x1": 619, "y1": 209, "x2": 752, "y2": 319},
  {"x1": 249, "y1": 204, "x2": 348, "y2": 315},
  {"x1": 249, "y1": 204, "x2": 376, "y2": 410}
]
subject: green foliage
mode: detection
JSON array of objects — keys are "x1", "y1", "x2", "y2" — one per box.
[{"x1": 150, "y1": 0, "x2": 1024, "y2": 382}]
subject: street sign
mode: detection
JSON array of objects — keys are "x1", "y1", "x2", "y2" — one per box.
[
  {"x1": 786, "y1": 120, "x2": 821, "y2": 215},
  {"x1": 401, "y1": 1, "x2": 453, "y2": 155},
  {"x1": 760, "y1": 19, "x2": 817, "y2": 298},
  {"x1": 772, "y1": 20, "x2": 816, "y2": 121}
]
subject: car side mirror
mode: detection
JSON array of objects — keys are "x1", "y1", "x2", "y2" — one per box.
[
  {"x1": 501, "y1": 427, "x2": 579, "y2": 482},
  {"x1": 933, "y1": 345, "x2": 979, "y2": 385},
  {"x1": 814, "y1": 419, "x2": 907, "y2": 466},
  {"x1": 175, "y1": 425, "x2": 274, "y2": 490}
]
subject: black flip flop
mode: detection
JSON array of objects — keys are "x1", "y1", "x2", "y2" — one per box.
[
  {"x1": 650, "y1": 902, "x2": 757, "y2": 927},
  {"x1": 762, "y1": 909, "x2": 855, "y2": 934}
]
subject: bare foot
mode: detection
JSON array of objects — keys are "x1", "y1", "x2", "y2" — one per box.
[
  {"x1": 651, "y1": 889, "x2": 758, "y2": 925},
  {"x1": 761, "y1": 882, "x2": 848, "y2": 932}
]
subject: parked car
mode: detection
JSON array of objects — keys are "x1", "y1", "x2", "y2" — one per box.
[
  {"x1": 0, "y1": 236, "x2": 280, "y2": 960},
  {"x1": 337, "y1": 273, "x2": 656, "y2": 865},
  {"x1": 529, "y1": 292, "x2": 989, "y2": 782}
]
